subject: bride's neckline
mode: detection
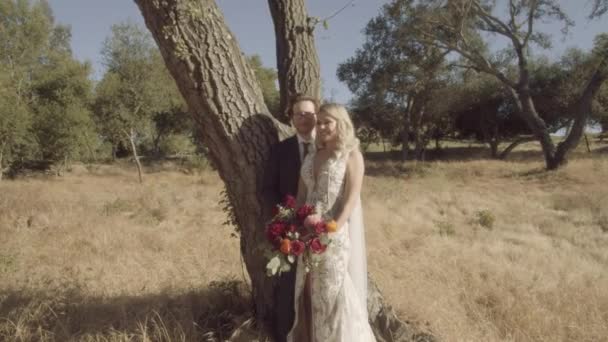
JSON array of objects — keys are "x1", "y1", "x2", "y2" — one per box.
[{"x1": 311, "y1": 149, "x2": 341, "y2": 189}]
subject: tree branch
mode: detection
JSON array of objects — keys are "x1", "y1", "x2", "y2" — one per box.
[
  {"x1": 522, "y1": 0, "x2": 538, "y2": 48},
  {"x1": 472, "y1": 1, "x2": 515, "y2": 37},
  {"x1": 321, "y1": 0, "x2": 355, "y2": 23}
]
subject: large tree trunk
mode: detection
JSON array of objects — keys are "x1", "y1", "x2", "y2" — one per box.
[
  {"x1": 553, "y1": 57, "x2": 608, "y2": 164},
  {"x1": 135, "y1": 1, "x2": 434, "y2": 340},
  {"x1": 135, "y1": 0, "x2": 287, "y2": 332},
  {"x1": 507, "y1": 56, "x2": 608, "y2": 170},
  {"x1": 268, "y1": 0, "x2": 321, "y2": 121},
  {"x1": 512, "y1": 88, "x2": 559, "y2": 168}
]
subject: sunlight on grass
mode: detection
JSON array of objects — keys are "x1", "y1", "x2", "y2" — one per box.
[{"x1": 1, "y1": 145, "x2": 607, "y2": 341}]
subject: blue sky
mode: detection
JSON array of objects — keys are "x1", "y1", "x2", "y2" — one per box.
[{"x1": 48, "y1": 0, "x2": 606, "y2": 104}]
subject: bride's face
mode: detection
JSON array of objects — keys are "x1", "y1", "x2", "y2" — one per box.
[{"x1": 316, "y1": 112, "x2": 338, "y2": 145}]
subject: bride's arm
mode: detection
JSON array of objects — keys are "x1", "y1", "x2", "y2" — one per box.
[{"x1": 335, "y1": 149, "x2": 364, "y2": 229}]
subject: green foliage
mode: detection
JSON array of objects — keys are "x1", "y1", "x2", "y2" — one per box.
[
  {"x1": 94, "y1": 21, "x2": 195, "y2": 160},
  {"x1": 0, "y1": 0, "x2": 98, "y2": 170},
  {"x1": 247, "y1": 55, "x2": 279, "y2": 115},
  {"x1": 158, "y1": 134, "x2": 197, "y2": 156},
  {"x1": 437, "y1": 220, "x2": 455, "y2": 236},
  {"x1": 476, "y1": 210, "x2": 495, "y2": 230},
  {"x1": 220, "y1": 189, "x2": 239, "y2": 237},
  {"x1": 31, "y1": 51, "x2": 96, "y2": 161},
  {"x1": 0, "y1": 253, "x2": 16, "y2": 274},
  {"x1": 338, "y1": 0, "x2": 452, "y2": 154}
]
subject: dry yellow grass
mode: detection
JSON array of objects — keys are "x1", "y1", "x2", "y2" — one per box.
[{"x1": 1, "y1": 147, "x2": 607, "y2": 341}]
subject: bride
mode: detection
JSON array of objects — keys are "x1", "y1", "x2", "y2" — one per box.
[{"x1": 288, "y1": 103, "x2": 376, "y2": 342}]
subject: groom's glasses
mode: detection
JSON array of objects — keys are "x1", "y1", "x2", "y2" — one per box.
[{"x1": 294, "y1": 111, "x2": 316, "y2": 118}]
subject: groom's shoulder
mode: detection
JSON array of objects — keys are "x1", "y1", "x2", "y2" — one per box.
[{"x1": 275, "y1": 135, "x2": 298, "y2": 150}]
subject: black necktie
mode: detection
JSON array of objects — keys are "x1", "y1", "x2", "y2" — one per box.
[{"x1": 302, "y1": 142, "x2": 310, "y2": 160}]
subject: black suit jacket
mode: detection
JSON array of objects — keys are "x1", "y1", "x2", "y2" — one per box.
[
  {"x1": 263, "y1": 135, "x2": 302, "y2": 342},
  {"x1": 263, "y1": 135, "x2": 301, "y2": 210}
]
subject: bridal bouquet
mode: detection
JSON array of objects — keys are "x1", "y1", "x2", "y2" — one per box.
[{"x1": 264, "y1": 195, "x2": 337, "y2": 276}]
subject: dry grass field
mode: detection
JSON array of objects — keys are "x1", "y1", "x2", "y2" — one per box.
[{"x1": 1, "y1": 141, "x2": 607, "y2": 341}]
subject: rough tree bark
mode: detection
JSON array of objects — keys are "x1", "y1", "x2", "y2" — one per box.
[
  {"x1": 135, "y1": 1, "x2": 435, "y2": 341},
  {"x1": 267, "y1": 0, "x2": 321, "y2": 122},
  {"x1": 552, "y1": 56, "x2": 608, "y2": 164}
]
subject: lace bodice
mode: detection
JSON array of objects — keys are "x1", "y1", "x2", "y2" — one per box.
[{"x1": 300, "y1": 150, "x2": 347, "y2": 219}]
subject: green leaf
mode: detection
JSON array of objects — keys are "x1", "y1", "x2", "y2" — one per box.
[{"x1": 323, "y1": 20, "x2": 329, "y2": 30}]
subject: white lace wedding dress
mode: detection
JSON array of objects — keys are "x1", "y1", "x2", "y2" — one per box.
[{"x1": 287, "y1": 151, "x2": 376, "y2": 342}]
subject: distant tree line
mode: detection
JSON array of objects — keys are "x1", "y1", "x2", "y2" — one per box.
[{"x1": 0, "y1": 0, "x2": 279, "y2": 180}]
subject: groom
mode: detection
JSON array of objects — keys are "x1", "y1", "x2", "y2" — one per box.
[{"x1": 264, "y1": 93, "x2": 319, "y2": 342}]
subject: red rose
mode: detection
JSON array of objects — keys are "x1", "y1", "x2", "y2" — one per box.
[
  {"x1": 290, "y1": 240, "x2": 305, "y2": 256},
  {"x1": 309, "y1": 238, "x2": 327, "y2": 254},
  {"x1": 283, "y1": 195, "x2": 297, "y2": 209},
  {"x1": 314, "y1": 222, "x2": 327, "y2": 235},
  {"x1": 296, "y1": 205, "x2": 315, "y2": 221},
  {"x1": 266, "y1": 221, "x2": 286, "y2": 244}
]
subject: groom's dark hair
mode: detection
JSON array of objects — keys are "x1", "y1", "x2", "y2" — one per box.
[{"x1": 287, "y1": 93, "x2": 320, "y2": 117}]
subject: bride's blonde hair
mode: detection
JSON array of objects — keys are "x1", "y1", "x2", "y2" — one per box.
[{"x1": 317, "y1": 103, "x2": 359, "y2": 155}]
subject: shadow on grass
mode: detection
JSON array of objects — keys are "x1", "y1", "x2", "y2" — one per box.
[
  {"x1": 594, "y1": 145, "x2": 608, "y2": 154},
  {"x1": 0, "y1": 280, "x2": 252, "y2": 341},
  {"x1": 364, "y1": 146, "x2": 549, "y2": 163},
  {"x1": 363, "y1": 146, "x2": 546, "y2": 178}
]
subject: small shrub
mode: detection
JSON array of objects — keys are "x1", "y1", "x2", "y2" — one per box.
[
  {"x1": 0, "y1": 254, "x2": 16, "y2": 274},
  {"x1": 148, "y1": 206, "x2": 168, "y2": 223},
  {"x1": 437, "y1": 221, "x2": 455, "y2": 236},
  {"x1": 476, "y1": 210, "x2": 495, "y2": 230},
  {"x1": 102, "y1": 198, "x2": 134, "y2": 216}
]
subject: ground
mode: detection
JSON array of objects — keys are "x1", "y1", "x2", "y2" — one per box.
[{"x1": 1, "y1": 140, "x2": 607, "y2": 341}]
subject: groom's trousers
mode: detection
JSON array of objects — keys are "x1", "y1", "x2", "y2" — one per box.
[{"x1": 274, "y1": 267, "x2": 297, "y2": 342}]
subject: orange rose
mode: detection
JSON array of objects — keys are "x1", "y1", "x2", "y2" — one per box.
[
  {"x1": 280, "y1": 239, "x2": 291, "y2": 255},
  {"x1": 326, "y1": 220, "x2": 338, "y2": 233}
]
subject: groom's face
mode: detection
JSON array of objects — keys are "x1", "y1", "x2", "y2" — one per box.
[{"x1": 291, "y1": 100, "x2": 317, "y2": 137}]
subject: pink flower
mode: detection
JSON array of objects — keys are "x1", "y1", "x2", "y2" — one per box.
[
  {"x1": 314, "y1": 222, "x2": 328, "y2": 235},
  {"x1": 309, "y1": 238, "x2": 327, "y2": 254},
  {"x1": 303, "y1": 214, "x2": 322, "y2": 228},
  {"x1": 290, "y1": 240, "x2": 305, "y2": 256}
]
